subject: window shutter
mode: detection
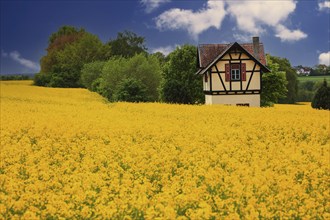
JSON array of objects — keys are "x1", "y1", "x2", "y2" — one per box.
[
  {"x1": 241, "y1": 63, "x2": 246, "y2": 81},
  {"x1": 225, "y1": 64, "x2": 230, "y2": 82}
]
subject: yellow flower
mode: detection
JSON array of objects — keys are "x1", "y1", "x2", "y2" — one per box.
[
  {"x1": 0, "y1": 81, "x2": 328, "y2": 219},
  {"x1": 22, "y1": 210, "x2": 38, "y2": 219}
]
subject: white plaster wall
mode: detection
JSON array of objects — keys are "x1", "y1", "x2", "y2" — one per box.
[
  {"x1": 205, "y1": 94, "x2": 260, "y2": 107},
  {"x1": 213, "y1": 59, "x2": 261, "y2": 91}
]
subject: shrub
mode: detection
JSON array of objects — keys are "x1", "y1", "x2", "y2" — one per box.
[
  {"x1": 34, "y1": 73, "x2": 51, "y2": 86},
  {"x1": 91, "y1": 78, "x2": 113, "y2": 100},
  {"x1": 161, "y1": 79, "x2": 191, "y2": 104},
  {"x1": 48, "y1": 75, "x2": 66, "y2": 88},
  {"x1": 80, "y1": 61, "x2": 105, "y2": 90},
  {"x1": 160, "y1": 45, "x2": 203, "y2": 104},
  {"x1": 99, "y1": 54, "x2": 161, "y2": 102},
  {"x1": 311, "y1": 80, "x2": 330, "y2": 110},
  {"x1": 114, "y1": 78, "x2": 148, "y2": 102}
]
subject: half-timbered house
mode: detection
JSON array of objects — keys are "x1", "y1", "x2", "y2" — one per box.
[{"x1": 196, "y1": 37, "x2": 270, "y2": 107}]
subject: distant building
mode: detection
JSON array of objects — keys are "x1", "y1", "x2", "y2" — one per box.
[
  {"x1": 295, "y1": 66, "x2": 311, "y2": 76},
  {"x1": 196, "y1": 37, "x2": 270, "y2": 107}
]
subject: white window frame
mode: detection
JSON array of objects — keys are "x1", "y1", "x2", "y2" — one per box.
[{"x1": 231, "y1": 65, "x2": 240, "y2": 81}]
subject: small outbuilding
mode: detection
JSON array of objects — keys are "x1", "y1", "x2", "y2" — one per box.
[{"x1": 196, "y1": 37, "x2": 270, "y2": 107}]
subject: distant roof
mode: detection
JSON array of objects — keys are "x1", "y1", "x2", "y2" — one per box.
[{"x1": 198, "y1": 42, "x2": 267, "y2": 68}]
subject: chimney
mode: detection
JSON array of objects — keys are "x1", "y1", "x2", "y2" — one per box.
[{"x1": 252, "y1": 37, "x2": 260, "y2": 61}]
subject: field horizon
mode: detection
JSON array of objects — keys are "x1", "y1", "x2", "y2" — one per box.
[
  {"x1": 0, "y1": 81, "x2": 329, "y2": 219},
  {"x1": 297, "y1": 75, "x2": 330, "y2": 83}
]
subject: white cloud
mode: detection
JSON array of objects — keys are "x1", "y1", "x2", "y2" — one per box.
[
  {"x1": 275, "y1": 24, "x2": 308, "y2": 42},
  {"x1": 141, "y1": 0, "x2": 170, "y2": 13},
  {"x1": 155, "y1": 1, "x2": 226, "y2": 40},
  {"x1": 319, "y1": 51, "x2": 330, "y2": 66},
  {"x1": 154, "y1": 0, "x2": 307, "y2": 42},
  {"x1": 9, "y1": 51, "x2": 40, "y2": 72},
  {"x1": 227, "y1": 0, "x2": 296, "y2": 34},
  {"x1": 227, "y1": 0, "x2": 307, "y2": 42},
  {"x1": 150, "y1": 45, "x2": 176, "y2": 56},
  {"x1": 319, "y1": 1, "x2": 330, "y2": 11}
]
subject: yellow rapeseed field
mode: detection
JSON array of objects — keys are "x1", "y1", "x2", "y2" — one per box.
[{"x1": 0, "y1": 81, "x2": 329, "y2": 219}]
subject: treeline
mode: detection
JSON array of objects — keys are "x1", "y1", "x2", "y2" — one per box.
[
  {"x1": 34, "y1": 25, "x2": 328, "y2": 108},
  {"x1": 309, "y1": 64, "x2": 330, "y2": 76},
  {"x1": 265, "y1": 55, "x2": 329, "y2": 108},
  {"x1": 295, "y1": 64, "x2": 330, "y2": 76},
  {"x1": 0, "y1": 74, "x2": 32, "y2": 80},
  {"x1": 297, "y1": 80, "x2": 325, "y2": 102},
  {"x1": 34, "y1": 26, "x2": 203, "y2": 104}
]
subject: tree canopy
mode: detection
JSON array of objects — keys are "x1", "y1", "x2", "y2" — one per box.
[
  {"x1": 106, "y1": 30, "x2": 147, "y2": 58},
  {"x1": 35, "y1": 26, "x2": 104, "y2": 87},
  {"x1": 160, "y1": 45, "x2": 204, "y2": 104},
  {"x1": 310, "y1": 64, "x2": 330, "y2": 76},
  {"x1": 311, "y1": 79, "x2": 330, "y2": 110},
  {"x1": 261, "y1": 55, "x2": 288, "y2": 107},
  {"x1": 48, "y1": 26, "x2": 85, "y2": 45},
  {"x1": 267, "y1": 55, "x2": 298, "y2": 104},
  {"x1": 80, "y1": 61, "x2": 106, "y2": 90},
  {"x1": 81, "y1": 53, "x2": 161, "y2": 102}
]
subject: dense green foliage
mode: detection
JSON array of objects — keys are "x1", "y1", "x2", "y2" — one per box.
[
  {"x1": 0, "y1": 74, "x2": 31, "y2": 80},
  {"x1": 261, "y1": 55, "x2": 288, "y2": 107},
  {"x1": 48, "y1": 26, "x2": 84, "y2": 45},
  {"x1": 160, "y1": 45, "x2": 204, "y2": 104},
  {"x1": 35, "y1": 27, "x2": 149, "y2": 88},
  {"x1": 267, "y1": 55, "x2": 298, "y2": 104},
  {"x1": 106, "y1": 30, "x2": 147, "y2": 58},
  {"x1": 297, "y1": 80, "x2": 323, "y2": 102},
  {"x1": 35, "y1": 26, "x2": 105, "y2": 87},
  {"x1": 80, "y1": 61, "x2": 106, "y2": 90},
  {"x1": 311, "y1": 80, "x2": 330, "y2": 110},
  {"x1": 81, "y1": 54, "x2": 161, "y2": 102},
  {"x1": 310, "y1": 64, "x2": 330, "y2": 76},
  {"x1": 295, "y1": 76, "x2": 330, "y2": 102},
  {"x1": 115, "y1": 78, "x2": 148, "y2": 102}
]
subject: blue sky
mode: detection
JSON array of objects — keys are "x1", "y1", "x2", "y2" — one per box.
[{"x1": 1, "y1": 0, "x2": 329, "y2": 74}]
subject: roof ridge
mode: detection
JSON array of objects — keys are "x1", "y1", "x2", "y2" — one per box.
[
  {"x1": 199, "y1": 42, "x2": 264, "y2": 46},
  {"x1": 198, "y1": 43, "x2": 229, "y2": 46}
]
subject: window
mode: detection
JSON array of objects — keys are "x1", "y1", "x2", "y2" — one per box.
[
  {"x1": 231, "y1": 64, "x2": 240, "y2": 81},
  {"x1": 204, "y1": 74, "x2": 208, "y2": 82},
  {"x1": 225, "y1": 63, "x2": 246, "y2": 82}
]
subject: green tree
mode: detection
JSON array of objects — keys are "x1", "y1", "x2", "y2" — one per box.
[
  {"x1": 91, "y1": 78, "x2": 113, "y2": 100},
  {"x1": 311, "y1": 79, "x2": 330, "y2": 110},
  {"x1": 114, "y1": 78, "x2": 148, "y2": 102},
  {"x1": 99, "y1": 54, "x2": 161, "y2": 102},
  {"x1": 267, "y1": 55, "x2": 298, "y2": 103},
  {"x1": 160, "y1": 45, "x2": 203, "y2": 104},
  {"x1": 297, "y1": 81, "x2": 319, "y2": 102},
  {"x1": 106, "y1": 30, "x2": 147, "y2": 58},
  {"x1": 310, "y1": 64, "x2": 330, "y2": 76},
  {"x1": 35, "y1": 26, "x2": 104, "y2": 87},
  {"x1": 261, "y1": 55, "x2": 288, "y2": 107},
  {"x1": 40, "y1": 26, "x2": 85, "y2": 74},
  {"x1": 150, "y1": 52, "x2": 167, "y2": 66},
  {"x1": 80, "y1": 61, "x2": 106, "y2": 90},
  {"x1": 0, "y1": 74, "x2": 30, "y2": 81},
  {"x1": 48, "y1": 26, "x2": 84, "y2": 46}
]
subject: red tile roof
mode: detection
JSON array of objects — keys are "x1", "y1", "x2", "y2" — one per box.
[{"x1": 198, "y1": 43, "x2": 266, "y2": 68}]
